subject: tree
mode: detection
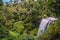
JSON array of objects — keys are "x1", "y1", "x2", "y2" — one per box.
[
  {"x1": 0, "y1": 0, "x2": 3, "y2": 6},
  {"x1": 0, "y1": 0, "x2": 60, "y2": 40}
]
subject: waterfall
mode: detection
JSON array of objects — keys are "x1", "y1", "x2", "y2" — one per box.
[{"x1": 37, "y1": 17, "x2": 57, "y2": 36}]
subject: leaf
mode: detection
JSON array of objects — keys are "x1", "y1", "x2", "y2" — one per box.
[
  {"x1": 9, "y1": 31, "x2": 19, "y2": 37},
  {"x1": 13, "y1": 21, "x2": 24, "y2": 33}
]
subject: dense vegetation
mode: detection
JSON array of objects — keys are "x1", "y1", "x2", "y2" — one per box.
[{"x1": 0, "y1": 0, "x2": 60, "y2": 40}]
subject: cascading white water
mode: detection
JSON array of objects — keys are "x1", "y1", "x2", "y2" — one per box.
[{"x1": 37, "y1": 17, "x2": 57, "y2": 36}]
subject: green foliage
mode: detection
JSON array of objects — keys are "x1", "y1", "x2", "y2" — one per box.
[
  {"x1": 0, "y1": 0, "x2": 60, "y2": 40},
  {"x1": 13, "y1": 21, "x2": 24, "y2": 33},
  {"x1": 0, "y1": 0, "x2": 3, "y2": 6},
  {"x1": 9, "y1": 31, "x2": 19, "y2": 37}
]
